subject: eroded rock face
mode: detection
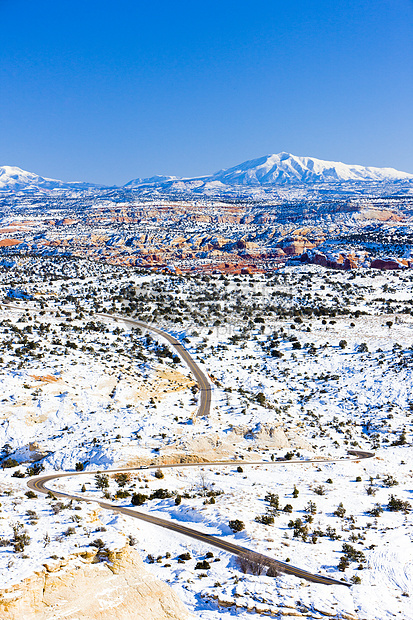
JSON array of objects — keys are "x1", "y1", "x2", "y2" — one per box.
[{"x1": 0, "y1": 546, "x2": 193, "y2": 620}]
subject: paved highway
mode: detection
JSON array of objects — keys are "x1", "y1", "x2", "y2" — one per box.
[
  {"x1": 27, "y1": 313, "x2": 375, "y2": 588},
  {"x1": 96, "y1": 313, "x2": 212, "y2": 419}
]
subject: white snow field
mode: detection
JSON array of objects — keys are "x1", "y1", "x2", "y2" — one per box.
[{"x1": 0, "y1": 259, "x2": 412, "y2": 619}]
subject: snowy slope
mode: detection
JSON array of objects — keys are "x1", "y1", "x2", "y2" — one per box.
[
  {"x1": 210, "y1": 152, "x2": 413, "y2": 186},
  {"x1": 2, "y1": 153, "x2": 413, "y2": 194},
  {"x1": 0, "y1": 165, "x2": 101, "y2": 192},
  {"x1": 124, "y1": 152, "x2": 413, "y2": 195}
]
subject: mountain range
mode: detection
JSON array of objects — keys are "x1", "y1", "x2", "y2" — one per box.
[{"x1": 1, "y1": 153, "x2": 413, "y2": 196}]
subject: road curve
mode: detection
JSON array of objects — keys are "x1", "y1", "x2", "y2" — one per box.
[
  {"x1": 27, "y1": 312, "x2": 375, "y2": 587},
  {"x1": 96, "y1": 313, "x2": 212, "y2": 418},
  {"x1": 28, "y1": 454, "x2": 372, "y2": 588}
]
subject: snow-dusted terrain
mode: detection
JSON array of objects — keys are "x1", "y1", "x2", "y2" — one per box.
[
  {"x1": 2, "y1": 152, "x2": 413, "y2": 195},
  {"x1": 0, "y1": 258, "x2": 412, "y2": 619}
]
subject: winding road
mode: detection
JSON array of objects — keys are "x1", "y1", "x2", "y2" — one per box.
[{"x1": 27, "y1": 313, "x2": 374, "y2": 588}]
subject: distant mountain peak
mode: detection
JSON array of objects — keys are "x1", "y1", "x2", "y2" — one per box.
[
  {"x1": 0, "y1": 165, "x2": 100, "y2": 192},
  {"x1": 210, "y1": 153, "x2": 413, "y2": 186},
  {"x1": 1, "y1": 153, "x2": 412, "y2": 195}
]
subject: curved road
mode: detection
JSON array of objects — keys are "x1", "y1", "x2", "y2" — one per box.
[
  {"x1": 97, "y1": 313, "x2": 212, "y2": 419},
  {"x1": 28, "y1": 312, "x2": 374, "y2": 588}
]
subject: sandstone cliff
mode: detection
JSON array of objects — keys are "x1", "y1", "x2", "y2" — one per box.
[{"x1": 0, "y1": 545, "x2": 193, "y2": 620}]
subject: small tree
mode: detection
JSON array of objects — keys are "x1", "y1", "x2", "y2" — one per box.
[
  {"x1": 256, "y1": 392, "x2": 266, "y2": 406},
  {"x1": 305, "y1": 501, "x2": 317, "y2": 515},
  {"x1": 237, "y1": 552, "x2": 268, "y2": 576},
  {"x1": 333, "y1": 502, "x2": 346, "y2": 518},
  {"x1": 95, "y1": 473, "x2": 109, "y2": 490}
]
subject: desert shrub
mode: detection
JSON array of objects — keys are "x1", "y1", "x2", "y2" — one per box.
[
  {"x1": 11, "y1": 470, "x2": 25, "y2": 478},
  {"x1": 229, "y1": 519, "x2": 245, "y2": 532},
  {"x1": 333, "y1": 502, "x2": 346, "y2": 518},
  {"x1": 27, "y1": 463, "x2": 44, "y2": 476},
  {"x1": 150, "y1": 488, "x2": 173, "y2": 500},
  {"x1": 342, "y1": 543, "x2": 366, "y2": 563},
  {"x1": 283, "y1": 504, "x2": 293, "y2": 513},
  {"x1": 288, "y1": 518, "x2": 309, "y2": 541},
  {"x1": 195, "y1": 560, "x2": 210, "y2": 570},
  {"x1": 387, "y1": 495, "x2": 411, "y2": 513},
  {"x1": 51, "y1": 502, "x2": 66, "y2": 515},
  {"x1": 265, "y1": 493, "x2": 280, "y2": 510},
  {"x1": 255, "y1": 514, "x2": 274, "y2": 525},
  {"x1": 326, "y1": 525, "x2": 341, "y2": 540},
  {"x1": 12, "y1": 523, "x2": 30, "y2": 553},
  {"x1": 154, "y1": 468, "x2": 164, "y2": 479},
  {"x1": 313, "y1": 485, "x2": 326, "y2": 496},
  {"x1": 2, "y1": 458, "x2": 19, "y2": 469},
  {"x1": 0, "y1": 537, "x2": 11, "y2": 547},
  {"x1": 237, "y1": 551, "x2": 268, "y2": 576},
  {"x1": 338, "y1": 556, "x2": 349, "y2": 571},
  {"x1": 367, "y1": 503, "x2": 383, "y2": 517},
  {"x1": 131, "y1": 493, "x2": 148, "y2": 506},
  {"x1": 305, "y1": 501, "x2": 317, "y2": 515}
]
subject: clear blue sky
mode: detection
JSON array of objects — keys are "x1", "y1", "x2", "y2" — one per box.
[{"x1": 1, "y1": 0, "x2": 413, "y2": 184}]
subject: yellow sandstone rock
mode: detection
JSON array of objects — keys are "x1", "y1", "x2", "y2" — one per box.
[{"x1": 0, "y1": 546, "x2": 193, "y2": 620}]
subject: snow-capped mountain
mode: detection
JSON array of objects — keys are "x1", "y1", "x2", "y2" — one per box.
[
  {"x1": 209, "y1": 152, "x2": 413, "y2": 186},
  {"x1": 1, "y1": 153, "x2": 412, "y2": 195},
  {"x1": 124, "y1": 152, "x2": 413, "y2": 197},
  {"x1": 0, "y1": 166, "x2": 101, "y2": 192},
  {"x1": 124, "y1": 174, "x2": 180, "y2": 188}
]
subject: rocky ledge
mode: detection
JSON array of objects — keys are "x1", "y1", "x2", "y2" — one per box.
[{"x1": 0, "y1": 545, "x2": 193, "y2": 620}]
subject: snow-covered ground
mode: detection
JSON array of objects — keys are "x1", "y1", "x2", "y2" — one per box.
[{"x1": 0, "y1": 259, "x2": 412, "y2": 619}]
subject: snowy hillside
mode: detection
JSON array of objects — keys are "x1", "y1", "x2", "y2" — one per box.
[
  {"x1": 0, "y1": 165, "x2": 100, "y2": 192},
  {"x1": 210, "y1": 152, "x2": 413, "y2": 186},
  {"x1": 2, "y1": 153, "x2": 413, "y2": 195},
  {"x1": 124, "y1": 152, "x2": 413, "y2": 196}
]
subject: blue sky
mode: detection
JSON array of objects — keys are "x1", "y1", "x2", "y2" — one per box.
[{"x1": 1, "y1": 0, "x2": 413, "y2": 184}]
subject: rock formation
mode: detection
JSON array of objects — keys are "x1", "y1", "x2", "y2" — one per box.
[{"x1": 0, "y1": 546, "x2": 193, "y2": 620}]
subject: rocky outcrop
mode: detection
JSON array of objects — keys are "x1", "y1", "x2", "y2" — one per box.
[
  {"x1": 299, "y1": 249, "x2": 369, "y2": 270},
  {"x1": 277, "y1": 236, "x2": 316, "y2": 256},
  {"x1": 0, "y1": 546, "x2": 193, "y2": 620},
  {"x1": 370, "y1": 257, "x2": 409, "y2": 270}
]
